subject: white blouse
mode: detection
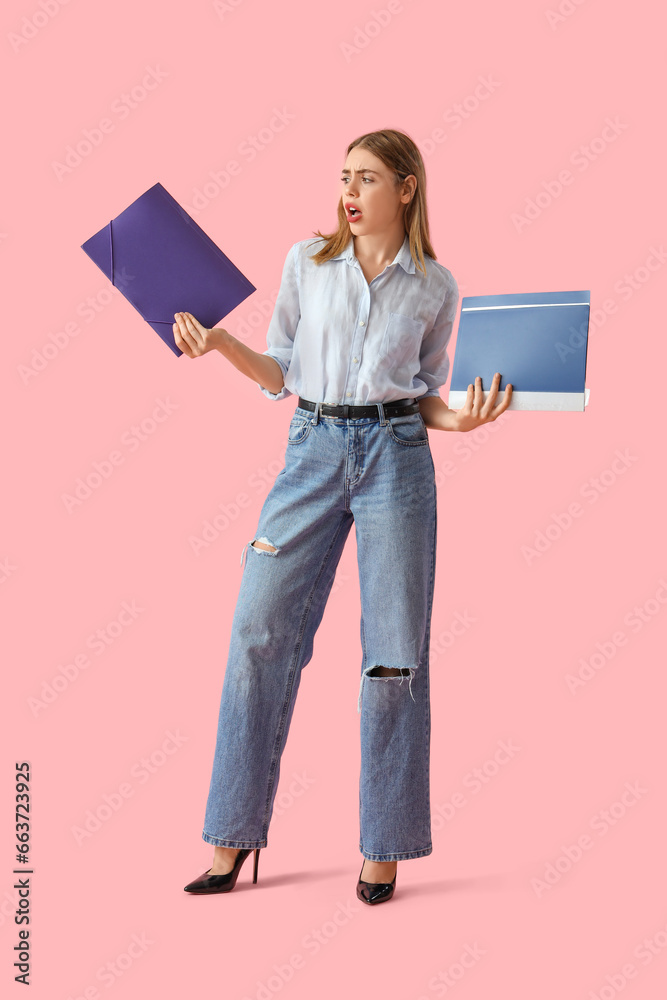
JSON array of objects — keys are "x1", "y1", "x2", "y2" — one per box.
[{"x1": 259, "y1": 232, "x2": 459, "y2": 404}]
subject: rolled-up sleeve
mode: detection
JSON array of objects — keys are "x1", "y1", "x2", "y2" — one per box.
[
  {"x1": 259, "y1": 243, "x2": 299, "y2": 401},
  {"x1": 416, "y1": 273, "x2": 459, "y2": 400}
]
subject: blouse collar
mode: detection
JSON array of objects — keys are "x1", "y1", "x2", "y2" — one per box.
[{"x1": 331, "y1": 232, "x2": 416, "y2": 274}]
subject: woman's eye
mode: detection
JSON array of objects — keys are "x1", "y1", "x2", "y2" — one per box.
[{"x1": 340, "y1": 177, "x2": 372, "y2": 182}]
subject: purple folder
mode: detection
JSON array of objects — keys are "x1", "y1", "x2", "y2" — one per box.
[{"x1": 80, "y1": 182, "x2": 256, "y2": 356}]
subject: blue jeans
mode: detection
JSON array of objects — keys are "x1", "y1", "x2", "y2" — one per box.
[{"x1": 202, "y1": 401, "x2": 437, "y2": 861}]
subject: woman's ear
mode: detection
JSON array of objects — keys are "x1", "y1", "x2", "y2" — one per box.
[{"x1": 403, "y1": 175, "x2": 417, "y2": 202}]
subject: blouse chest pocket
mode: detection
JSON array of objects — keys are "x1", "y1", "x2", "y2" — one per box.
[{"x1": 377, "y1": 312, "x2": 423, "y2": 372}]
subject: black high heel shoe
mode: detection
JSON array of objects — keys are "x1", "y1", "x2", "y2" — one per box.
[
  {"x1": 183, "y1": 848, "x2": 260, "y2": 894},
  {"x1": 356, "y1": 860, "x2": 397, "y2": 905}
]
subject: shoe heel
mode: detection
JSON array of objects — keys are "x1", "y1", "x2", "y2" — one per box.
[{"x1": 253, "y1": 848, "x2": 260, "y2": 884}]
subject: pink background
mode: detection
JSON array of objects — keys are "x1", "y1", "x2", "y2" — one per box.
[{"x1": 3, "y1": 0, "x2": 666, "y2": 997}]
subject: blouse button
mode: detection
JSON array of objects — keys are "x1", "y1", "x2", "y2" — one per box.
[
  {"x1": 359, "y1": 320, "x2": 365, "y2": 326},
  {"x1": 346, "y1": 391, "x2": 352, "y2": 397},
  {"x1": 352, "y1": 357, "x2": 358, "y2": 363}
]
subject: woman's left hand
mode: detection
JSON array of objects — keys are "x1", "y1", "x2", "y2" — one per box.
[
  {"x1": 454, "y1": 373, "x2": 513, "y2": 432},
  {"x1": 173, "y1": 312, "x2": 225, "y2": 358}
]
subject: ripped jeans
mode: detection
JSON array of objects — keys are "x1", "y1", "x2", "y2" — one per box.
[{"x1": 202, "y1": 401, "x2": 437, "y2": 861}]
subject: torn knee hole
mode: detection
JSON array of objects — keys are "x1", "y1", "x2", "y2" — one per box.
[
  {"x1": 250, "y1": 536, "x2": 278, "y2": 554},
  {"x1": 367, "y1": 665, "x2": 411, "y2": 678},
  {"x1": 358, "y1": 664, "x2": 417, "y2": 711}
]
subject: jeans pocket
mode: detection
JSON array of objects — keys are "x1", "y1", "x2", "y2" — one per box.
[
  {"x1": 386, "y1": 412, "x2": 429, "y2": 446},
  {"x1": 287, "y1": 415, "x2": 312, "y2": 445}
]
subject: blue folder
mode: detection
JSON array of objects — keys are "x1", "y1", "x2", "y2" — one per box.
[
  {"x1": 448, "y1": 290, "x2": 591, "y2": 411},
  {"x1": 80, "y1": 182, "x2": 256, "y2": 356}
]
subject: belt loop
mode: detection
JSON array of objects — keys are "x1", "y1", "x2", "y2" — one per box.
[
  {"x1": 376, "y1": 402, "x2": 386, "y2": 425},
  {"x1": 311, "y1": 401, "x2": 320, "y2": 425}
]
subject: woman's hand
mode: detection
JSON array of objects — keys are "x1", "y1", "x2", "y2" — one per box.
[
  {"x1": 454, "y1": 373, "x2": 512, "y2": 432},
  {"x1": 173, "y1": 312, "x2": 226, "y2": 358},
  {"x1": 419, "y1": 374, "x2": 513, "y2": 432}
]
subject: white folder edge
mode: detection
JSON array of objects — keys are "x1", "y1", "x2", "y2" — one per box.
[{"x1": 447, "y1": 387, "x2": 590, "y2": 411}]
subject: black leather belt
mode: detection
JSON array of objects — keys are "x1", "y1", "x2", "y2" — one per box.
[{"x1": 298, "y1": 396, "x2": 419, "y2": 419}]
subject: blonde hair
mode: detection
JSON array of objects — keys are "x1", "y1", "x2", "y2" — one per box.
[{"x1": 307, "y1": 128, "x2": 437, "y2": 276}]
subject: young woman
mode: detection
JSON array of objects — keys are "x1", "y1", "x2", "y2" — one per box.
[{"x1": 177, "y1": 128, "x2": 512, "y2": 905}]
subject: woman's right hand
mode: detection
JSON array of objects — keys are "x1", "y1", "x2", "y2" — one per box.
[{"x1": 173, "y1": 312, "x2": 227, "y2": 358}]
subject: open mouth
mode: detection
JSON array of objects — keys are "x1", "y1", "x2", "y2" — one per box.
[{"x1": 347, "y1": 206, "x2": 362, "y2": 218}]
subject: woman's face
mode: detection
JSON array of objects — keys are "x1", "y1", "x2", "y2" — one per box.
[{"x1": 340, "y1": 147, "x2": 414, "y2": 234}]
